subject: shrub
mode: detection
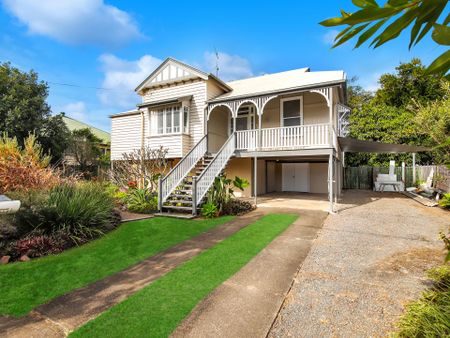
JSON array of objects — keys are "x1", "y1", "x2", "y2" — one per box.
[
  {"x1": 10, "y1": 183, "x2": 117, "y2": 244},
  {"x1": 125, "y1": 188, "x2": 157, "y2": 214},
  {"x1": 10, "y1": 235, "x2": 65, "y2": 259},
  {"x1": 439, "y1": 193, "x2": 450, "y2": 209},
  {"x1": 394, "y1": 265, "x2": 450, "y2": 337},
  {"x1": 222, "y1": 199, "x2": 255, "y2": 216},
  {"x1": 0, "y1": 134, "x2": 61, "y2": 192},
  {"x1": 201, "y1": 202, "x2": 219, "y2": 218},
  {"x1": 206, "y1": 175, "x2": 250, "y2": 212}
]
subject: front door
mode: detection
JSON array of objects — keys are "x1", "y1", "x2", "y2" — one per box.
[
  {"x1": 230, "y1": 105, "x2": 256, "y2": 134},
  {"x1": 282, "y1": 163, "x2": 310, "y2": 192}
]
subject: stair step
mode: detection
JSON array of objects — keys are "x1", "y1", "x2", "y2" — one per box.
[
  {"x1": 170, "y1": 194, "x2": 192, "y2": 198},
  {"x1": 165, "y1": 199, "x2": 193, "y2": 205},
  {"x1": 174, "y1": 189, "x2": 192, "y2": 193},
  {"x1": 163, "y1": 205, "x2": 193, "y2": 211},
  {"x1": 155, "y1": 212, "x2": 195, "y2": 219}
]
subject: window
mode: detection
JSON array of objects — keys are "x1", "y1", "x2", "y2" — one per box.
[
  {"x1": 229, "y1": 105, "x2": 256, "y2": 134},
  {"x1": 281, "y1": 97, "x2": 302, "y2": 127},
  {"x1": 183, "y1": 106, "x2": 189, "y2": 133},
  {"x1": 153, "y1": 105, "x2": 183, "y2": 135}
]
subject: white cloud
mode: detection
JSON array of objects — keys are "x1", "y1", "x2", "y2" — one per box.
[
  {"x1": 203, "y1": 51, "x2": 253, "y2": 81},
  {"x1": 60, "y1": 101, "x2": 88, "y2": 121},
  {"x1": 98, "y1": 53, "x2": 162, "y2": 108},
  {"x1": 2, "y1": 0, "x2": 142, "y2": 47},
  {"x1": 97, "y1": 51, "x2": 254, "y2": 109},
  {"x1": 323, "y1": 29, "x2": 339, "y2": 45}
]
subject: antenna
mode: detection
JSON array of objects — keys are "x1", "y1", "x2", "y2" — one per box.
[{"x1": 214, "y1": 47, "x2": 219, "y2": 77}]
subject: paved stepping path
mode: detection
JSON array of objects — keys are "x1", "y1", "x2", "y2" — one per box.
[{"x1": 1, "y1": 212, "x2": 264, "y2": 338}]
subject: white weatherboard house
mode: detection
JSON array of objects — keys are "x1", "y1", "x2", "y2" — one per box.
[{"x1": 111, "y1": 58, "x2": 351, "y2": 215}]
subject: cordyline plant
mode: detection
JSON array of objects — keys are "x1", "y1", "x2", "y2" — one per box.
[
  {"x1": 0, "y1": 133, "x2": 60, "y2": 193},
  {"x1": 321, "y1": 0, "x2": 450, "y2": 77},
  {"x1": 110, "y1": 146, "x2": 169, "y2": 191}
]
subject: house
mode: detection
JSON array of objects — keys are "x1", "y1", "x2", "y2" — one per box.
[
  {"x1": 110, "y1": 58, "x2": 351, "y2": 215},
  {"x1": 62, "y1": 115, "x2": 111, "y2": 171},
  {"x1": 62, "y1": 115, "x2": 111, "y2": 155}
]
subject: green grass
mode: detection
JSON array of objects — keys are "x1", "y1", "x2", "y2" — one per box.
[
  {"x1": 71, "y1": 213, "x2": 298, "y2": 338},
  {"x1": 0, "y1": 216, "x2": 233, "y2": 316},
  {"x1": 393, "y1": 265, "x2": 450, "y2": 337}
]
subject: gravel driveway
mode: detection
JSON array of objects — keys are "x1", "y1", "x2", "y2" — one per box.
[{"x1": 269, "y1": 190, "x2": 450, "y2": 338}]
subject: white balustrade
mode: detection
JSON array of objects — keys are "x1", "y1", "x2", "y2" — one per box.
[
  {"x1": 236, "y1": 124, "x2": 332, "y2": 150},
  {"x1": 159, "y1": 135, "x2": 207, "y2": 207},
  {"x1": 194, "y1": 133, "x2": 236, "y2": 209}
]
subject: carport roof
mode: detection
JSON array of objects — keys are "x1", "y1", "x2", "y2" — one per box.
[{"x1": 338, "y1": 137, "x2": 430, "y2": 153}]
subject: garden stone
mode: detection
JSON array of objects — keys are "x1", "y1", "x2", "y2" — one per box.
[
  {"x1": 1, "y1": 255, "x2": 10, "y2": 264},
  {"x1": 19, "y1": 255, "x2": 30, "y2": 262}
]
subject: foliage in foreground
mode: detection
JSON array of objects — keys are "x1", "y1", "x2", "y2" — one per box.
[
  {"x1": 201, "y1": 175, "x2": 251, "y2": 218},
  {"x1": 1, "y1": 182, "x2": 119, "y2": 261},
  {"x1": 439, "y1": 193, "x2": 450, "y2": 210},
  {"x1": 394, "y1": 265, "x2": 450, "y2": 338},
  {"x1": 70, "y1": 214, "x2": 297, "y2": 338},
  {"x1": 0, "y1": 134, "x2": 61, "y2": 193},
  {"x1": 125, "y1": 188, "x2": 158, "y2": 214},
  {"x1": 0, "y1": 216, "x2": 232, "y2": 316},
  {"x1": 321, "y1": 0, "x2": 449, "y2": 77}
]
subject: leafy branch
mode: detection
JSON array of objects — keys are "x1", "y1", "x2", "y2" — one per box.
[{"x1": 320, "y1": 0, "x2": 450, "y2": 76}]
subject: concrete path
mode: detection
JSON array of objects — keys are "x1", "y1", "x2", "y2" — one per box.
[
  {"x1": 1, "y1": 211, "x2": 264, "y2": 338},
  {"x1": 171, "y1": 208, "x2": 328, "y2": 338},
  {"x1": 269, "y1": 191, "x2": 450, "y2": 338}
]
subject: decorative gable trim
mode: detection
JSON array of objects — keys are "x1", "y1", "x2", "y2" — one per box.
[{"x1": 135, "y1": 58, "x2": 209, "y2": 93}]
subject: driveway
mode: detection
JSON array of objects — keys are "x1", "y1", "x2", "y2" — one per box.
[{"x1": 269, "y1": 190, "x2": 450, "y2": 338}]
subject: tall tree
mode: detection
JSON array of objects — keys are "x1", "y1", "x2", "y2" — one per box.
[
  {"x1": 346, "y1": 59, "x2": 447, "y2": 166},
  {"x1": 320, "y1": 0, "x2": 450, "y2": 76},
  {"x1": 0, "y1": 62, "x2": 69, "y2": 161}
]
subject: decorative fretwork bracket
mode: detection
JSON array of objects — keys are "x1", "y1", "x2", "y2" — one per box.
[
  {"x1": 207, "y1": 94, "x2": 279, "y2": 119},
  {"x1": 337, "y1": 103, "x2": 351, "y2": 137},
  {"x1": 310, "y1": 87, "x2": 332, "y2": 107}
]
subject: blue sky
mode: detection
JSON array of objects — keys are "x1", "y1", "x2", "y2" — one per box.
[{"x1": 0, "y1": 0, "x2": 446, "y2": 132}]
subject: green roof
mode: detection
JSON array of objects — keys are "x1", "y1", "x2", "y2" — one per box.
[{"x1": 62, "y1": 116, "x2": 111, "y2": 144}]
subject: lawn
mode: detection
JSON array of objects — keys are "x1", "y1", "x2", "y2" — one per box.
[
  {"x1": 0, "y1": 216, "x2": 233, "y2": 316},
  {"x1": 71, "y1": 213, "x2": 298, "y2": 338}
]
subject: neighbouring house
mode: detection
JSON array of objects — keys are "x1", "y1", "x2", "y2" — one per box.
[
  {"x1": 62, "y1": 115, "x2": 111, "y2": 173},
  {"x1": 111, "y1": 57, "x2": 356, "y2": 215}
]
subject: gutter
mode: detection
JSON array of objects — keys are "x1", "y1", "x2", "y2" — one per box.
[{"x1": 207, "y1": 79, "x2": 346, "y2": 104}]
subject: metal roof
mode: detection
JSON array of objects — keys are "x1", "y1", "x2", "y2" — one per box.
[
  {"x1": 62, "y1": 116, "x2": 110, "y2": 143},
  {"x1": 338, "y1": 137, "x2": 430, "y2": 153},
  {"x1": 209, "y1": 69, "x2": 346, "y2": 102}
]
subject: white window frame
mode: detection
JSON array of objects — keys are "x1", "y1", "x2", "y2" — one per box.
[
  {"x1": 150, "y1": 104, "x2": 186, "y2": 136},
  {"x1": 228, "y1": 104, "x2": 256, "y2": 135},
  {"x1": 280, "y1": 96, "x2": 303, "y2": 127}
]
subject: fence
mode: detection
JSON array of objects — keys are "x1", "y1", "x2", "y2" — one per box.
[{"x1": 343, "y1": 165, "x2": 447, "y2": 191}]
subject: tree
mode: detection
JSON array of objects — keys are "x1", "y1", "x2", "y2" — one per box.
[
  {"x1": 414, "y1": 81, "x2": 450, "y2": 163},
  {"x1": 0, "y1": 62, "x2": 70, "y2": 161},
  {"x1": 320, "y1": 0, "x2": 450, "y2": 76},
  {"x1": 346, "y1": 59, "x2": 447, "y2": 166},
  {"x1": 66, "y1": 128, "x2": 103, "y2": 172}
]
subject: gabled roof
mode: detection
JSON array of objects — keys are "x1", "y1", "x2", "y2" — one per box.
[
  {"x1": 62, "y1": 116, "x2": 111, "y2": 143},
  {"x1": 210, "y1": 68, "x2": 346, "y2": 102},
  {"x1": 135, "y1": 57, "x2": 231, "y2": 93}
]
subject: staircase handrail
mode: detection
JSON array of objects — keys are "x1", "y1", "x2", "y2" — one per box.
[
  {"x1": 193, "y1": 133, "x2": 236, "y2": 213},
  {"x1": 158, "y1": 135, "x2": 207, "y2": 210}
]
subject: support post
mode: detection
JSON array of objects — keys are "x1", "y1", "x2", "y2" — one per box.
[
  {"x1": 158, "y1": 176, "x2": 163, "y2": 212},
  {"x1": 401, "y1": 162, "x2": 406, "y2": 188},
  {"x1": 192, "y1": 176, "x2": 197, "y2": 216},
  {"x1": 254, "y1": 156, "x2": 258, "y2": 206},
  {"x1": 328, "y1": 154, "x2": 334, "y2": 213},
  {"x1": 258, "y1": 113, "x2": 262, "y2": 150},
  {"x1": 412, "y1": 153, "x2": 416, "y2": 186}
]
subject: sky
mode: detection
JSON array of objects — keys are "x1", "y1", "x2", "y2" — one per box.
[{"x1": 0, "y1": 0, "x2": 447, "y2": 132}]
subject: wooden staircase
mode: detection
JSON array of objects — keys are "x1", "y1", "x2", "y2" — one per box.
[{"x1": 159, "y1": 154, "x2": 214, "y2": 217}]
